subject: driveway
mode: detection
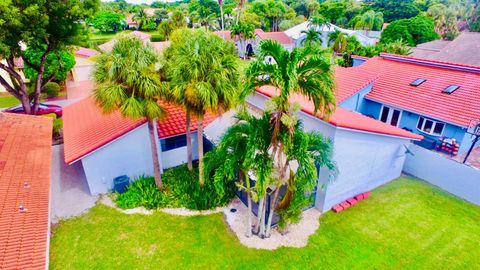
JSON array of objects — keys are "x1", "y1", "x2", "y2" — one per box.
[{"x1": 51, "y1": 144, "x2": 96, "y2": 223}]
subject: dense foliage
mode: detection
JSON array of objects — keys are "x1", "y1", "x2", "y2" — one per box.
[
  {"x1": 24, "y1": 47, "x2": 76, "y2": 82},
  {"x1": 116, "y1": 165, "x2": 236, "y2": 210},
  {"x1": 92, "y1": 10, "x2": 125, "y2": 32},
  {"x1": 380, "y1": 16, "x2": 440, "y2": 46},
  {"x1": 43, "y1": 82, "x2": 61, "y2": 98}
]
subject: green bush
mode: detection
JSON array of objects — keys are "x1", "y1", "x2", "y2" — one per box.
[
  {"x1": 43, "y1": 82, "x2": 61, "y2": 98},
  {"x1": 115, "y1": 164, "x2": 236, "y2": 210},
  {"x1": 43, "y1": 113, "x2": 62, "y2": 138}
]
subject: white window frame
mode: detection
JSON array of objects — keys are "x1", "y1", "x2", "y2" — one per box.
[
  {"x1": 379, "y1": 105, "x2": 403, "y2": 127},
  {"x1": 416, "y1": 116, "x2": 445, "y2": 136}
]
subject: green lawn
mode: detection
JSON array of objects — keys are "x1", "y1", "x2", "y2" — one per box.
[
  {"x1": 0, "y1": 94, "x2": 19, "y2": 108},
  {"x1": 50, "y1": 177, "x2": 480, "y2": 269}
]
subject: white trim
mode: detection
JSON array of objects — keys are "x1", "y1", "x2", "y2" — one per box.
[
  {"x1": 379, "y1": 104, "x2": 403, "y2": 127},
  {"x1": 416, "y1": 116, "x2": 445, "y2": 136}
]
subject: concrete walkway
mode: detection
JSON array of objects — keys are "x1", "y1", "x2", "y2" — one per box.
[{"x1": 51, "y1": 144, "x2": 96, "y2": 223}]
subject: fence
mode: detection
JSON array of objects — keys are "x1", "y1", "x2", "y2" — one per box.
[{"x1": 403, "y1": 144, "x2": 480, "y2": 206}]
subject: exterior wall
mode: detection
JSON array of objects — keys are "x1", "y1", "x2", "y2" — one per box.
[
  {"x1": 339, "y1": 84, "x2": 373, "y2": 112},
  {"x1": 81, "y1": 123, "x2": 154, "y2": 195},
  {"x1": 318, "y1": 129, "x2": 409, "y2": 212},
  {"x1": 361, "y1": 99, "x2": 469, "y2": 152},
  {"x1": 352, "y1": 58, "x2": 367, "y2": 67},
  {"x1": 403, "y1": 144, "x2": 480, "y2": 205},
  {"x1": 160, "y1": 132, "x2": 199, "y2": 169}
]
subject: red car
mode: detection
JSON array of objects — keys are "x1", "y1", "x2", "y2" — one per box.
[{"x1": 4, "y1": 103, "x2": 63, "y2": 118}]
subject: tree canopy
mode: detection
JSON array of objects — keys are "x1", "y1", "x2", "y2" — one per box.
[
  {"x1": 24, "y1": 47, "x2": 76, "y2": 82},
  {"x1": 380, "y1": 16, "x2": 440, "y2": 46},
  {"x1": 92, "y1": 10, "x2": 125, "y2": 32}
]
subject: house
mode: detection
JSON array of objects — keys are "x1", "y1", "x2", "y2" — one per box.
[
  {"x1": 0, "y1": 113, "x2": 53, "y2": 269},
  {"x1": 126, "y1": 15, "x2": 138, "y2": 30},
  {"x1": 284, "y1": 21, "x2": 378, "y2": 48},
  {"x1": 214, "y1": 29, "x2": 294, "y2": 58},
  {"x1": 410, "y1": 32, "x2": 480, "y2": 66},
  {"x1": 345, "y1": 53, "x2": 480, "y2": 155},
  {"x1": 62, "y1": 97, "x2": 218, "y2": 195},
  {"x1": 72, "y1": 47, "x2": 98, "y2": 82},
  {"x1": 247, "y1": 67, "x2": 422, "y2": 212}
]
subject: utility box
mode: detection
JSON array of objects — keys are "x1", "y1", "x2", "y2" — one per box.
[{"x1": 113, "y1": 175, "x2": 130, "y2": 193}]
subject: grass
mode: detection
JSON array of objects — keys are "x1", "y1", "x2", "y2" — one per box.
[
  {"x1": 50, "y1": 177, "x2": 480, "y2": 269},
  {"x1": 0, "y1": 94, "x2": 19, "y2": 108}
]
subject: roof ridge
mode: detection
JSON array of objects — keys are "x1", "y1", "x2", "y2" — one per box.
[{"x1": 380, "y1": 53, "x2": 480, "y2": 74}]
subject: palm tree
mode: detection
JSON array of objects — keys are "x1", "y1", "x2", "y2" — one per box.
[
  {"x1": 93, "y1": 37, "x2": 166, "y2": 189},
  {"x1": 300, "y1": 28, "x2": 322, "y2": 46},
  {"x1": 231, "y1": 23, "x2": 255, "y2": 59},
  {"x1": 245, "y1": 40, "x2": 336, "y2": 237},
  {"x1": 332, "y1": 32, "x2": 348, "y2": 54},
  {"x1": 353, "y1": 11, "x2": 384, "y2": 36},
  {"x1": 133, "y1": 9, "x2": 149, "y2": 30},
  {"x1": 163, "y1": 29, "x2": 240, "y2": 185},
  {"x1": 218, "y1": 0, "x2": 225, "y2": 30}
]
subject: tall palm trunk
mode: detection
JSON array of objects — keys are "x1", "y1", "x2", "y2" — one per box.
[
  {"x1": 197, "y1": 118, "x2": 205, "y2": 186},
  {"x1": 255, "y1": 197, "x2": 265, "y2": 234},
  {"x1": 186, "y1": 109, "x2": 193, "y2": 171},
  {"x1": 244, "y1": 172, "x2": 253, "y2": 237},
  {"x1": 220, "y1": 4, "x2": 225, "y2": 30},
  {"x1": 148, "y1": 120, "x2": 163, "y2": 189},
  {"x1": 265, "y1": 187, "x2": 280, "y2": 237}
]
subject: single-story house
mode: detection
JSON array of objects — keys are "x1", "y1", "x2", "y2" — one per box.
[
  {"x1": 284, "y1": 21, "x2": 378, "y2": 48},
  {"x1": 63, "y1": 97, "x2": 218, "y2": 195},
  {"x1": 348, "y1": 53, "x2": 480, "y2": 154},
  {"x1": 0, "y1": 113, "x2": 53, "y2": 269},
  {"x1": 72, "y1": 47, "x2": 98, "y2": 83}
]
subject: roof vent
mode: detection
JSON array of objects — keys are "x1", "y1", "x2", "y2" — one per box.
[
  {"x1": 442, "y1": 85, "x2": 460, "y2": 94},
  {"x1": 410, "y1": 78, "x2": 426, "y2": 86}
]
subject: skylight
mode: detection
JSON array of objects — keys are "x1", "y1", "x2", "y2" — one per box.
[
  {"x1": 410, "y1": 78, "x2": 427, "y2": 86},
  {"x1": 442, "y1": 85, "x2": 460, "y2": 94}
]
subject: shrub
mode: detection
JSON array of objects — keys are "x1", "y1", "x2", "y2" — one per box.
[
  {"x1": 43, "y1": 113, "x2": 62, "y2": 138},
  {"x1": 43, "y1": 82, "x2": 61, "y2": 98},
  {"x1": 115, "y1": 164, "x2": 235, "y2": 210}
]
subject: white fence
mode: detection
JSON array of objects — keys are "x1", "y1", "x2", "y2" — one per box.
[{"x1": 403, "y1": 144, "x2": 480, "y2": 206}]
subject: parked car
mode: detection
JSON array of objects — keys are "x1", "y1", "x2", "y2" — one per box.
[{"x1": 3, "y1": 103, "x2": 63, "y2": 117}]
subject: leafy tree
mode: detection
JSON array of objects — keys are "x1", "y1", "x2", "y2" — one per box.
[
  {"x1": 0, "y1": 0, "x2": 98, "y2": 115},
  {"x1": 231, "y1": 23, "x2": 256, "y2": 59},
  {"x1": 92, "y1": 10, "x2": 125, "y2": 32},
  {"x1": 317, "y1": 1, "x2": 347, "y2": 24},
  {"x1": 380, "y1": 40, "x2": 412, "y2": 55},
  {"x1": 380, "y1": 16, "x2": 439, "y2": 46},
  {"x1": 352, "y1": 10, "x2": 384, "y2": 33},
  {"x1": 133, "y1": 9, "x2": 150, "y2": 30},
  {"x1": 163, "y1": 29, "x2": 240, "y2": 185},
  {"x1": 93, "y1": 37, "x2": 166, "y2": 189},
  {"x1": 248, "y1": 0, "x2": 294, "y2": 31},
  {"x1": 157, "y1": 10, "x2": 187, "y2": 40},
  {"x1": 367, "y1": 0, "x2": 419, "y2": 22},
  {"x1": 189, "y1": 0, "x2": 220, "y2": 30},
  {"x1": 24, "y1": 47, "x2": 76, "y2": 82},
  {"x1": 153, "y1": 8, "x2": 169, "y2": 25},
  {"x1": 245, "y1": 40, "x2": 336, "y2": 237},
  {"x1": 470, "y1": 1, "x2": 480, "y2": 31}
]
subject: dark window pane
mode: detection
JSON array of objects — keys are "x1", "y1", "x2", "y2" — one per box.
[
  {"x1": 391, "y1": 110, "x2": 400, "y2": 126},
  {"x1": 417, "y1": 117, "x2": 424, "y2": 129},
  {"x1": 424, "y1": 120, "x2": 433, "y2": 133},
  {"x1": 380, "y1": 107, "x2": 389, "y2": 122},
  {"x1": 433, "y1": 123, "x2": 445, "y2": 135},
  {"x1": 161, "y1": 135, "x2": 187, "y2": 151}
]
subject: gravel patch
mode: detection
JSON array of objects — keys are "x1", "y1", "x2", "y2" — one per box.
[
  {"x1": 224, "y1": 198, "x2": 322, "y2": 250},
  {"x1": 160, "y1": 207, "x2": 224, "y2": 216},
  {"x1": 100, "y1": 196, "x2": 153, "y2": 215}
]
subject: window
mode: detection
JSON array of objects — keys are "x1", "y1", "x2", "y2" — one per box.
[
  {"x1": 161, "y1": 135, "x2": 187, "y2": 151},
  {"x1": 416, "y1": 116, "x2": 445, "y2": 136},
  {"x1": 442, "y1": 85, "x2": 460, "y2": 94},
  {"x1": 379, "y1": 106, "x2": 402, "y2": 127},
  {"x1": 410, "y1": 78, "x2": 427, "y2": 86}
]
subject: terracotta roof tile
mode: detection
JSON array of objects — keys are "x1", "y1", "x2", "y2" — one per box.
[
  {"x1": 256, "y1": 30, "x2": 294, "y2": 45},
  {"x1": 357, "y1": 54, "x2": 480, "y2": 127},
  {"x1": 63, "y1": 97, "x2": 217, "y2": 164},
  {"x1": 0, "y1": 113, "x2": 52, "y2": 270}
]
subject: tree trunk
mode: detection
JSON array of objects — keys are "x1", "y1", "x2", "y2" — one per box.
[
  {"x1": 197, "y1": 118, "x2": 205, "y2": 187},
  {"x1": 0, "y1": 60, "x2": 31, "y2": 114},
  {"x1": 32, "y1": 46, "x2": 52, "y2": 114},
  {"x1": 148, "y1": 120, "x2": 163, "y2": 190},
  {"x1": 220, "y1": 5, "x2": 225, "y2": 30},
  {"x1": 258, "y1": 198, "x2": 267, "y2": 238},
  {"x1": 255, "y1": 197, "x2": 265, "y2": 235},
  {"x1": 265, "y1": 187, "x2": 281, "y2": 237},
  {"x1": 245, "y1": 172, "x2": 253, "y2": 237},
  {"x1": 186, "y1": 109, "x2": 193, "y2": 171}
]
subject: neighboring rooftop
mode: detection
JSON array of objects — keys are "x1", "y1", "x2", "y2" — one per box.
[
  {"x1": 98, "y1": 31, "x2": 151, "y2": 52},
  {"x1": 410, "y1": 32, "x2": 480, "y2": 66},
  {"x1": 356, "y1": 53, "x2": 480, "y2": 127},
  {"x1": 256, "y1": 85, "x2": 422, "y2": 140},
  {"x1": 0, "y1": 113, "x2": 53, "y2": 270},
  {"x1": 255, "y1": 29, "x2": 294, "y2": 45},
  {"x1": 214, "y1": 30, "x2": 233, "y2": 41},
  {"x1": 74, "y1": 47, "x2": 98, "y2": 58},
  {"x1": 63, "y1": 97, "x2": 217, "y2": 164}
]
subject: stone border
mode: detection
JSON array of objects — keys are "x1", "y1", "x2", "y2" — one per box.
[{"x1": 223, "y1": 198, "x2": 321, "y2": 250}]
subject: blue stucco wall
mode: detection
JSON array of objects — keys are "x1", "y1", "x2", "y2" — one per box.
[
  {"x1": 361, "y1": 99, "x2": 470, "y2": 152},
  {"x1": 404, "y1": 144, "x2": 480, "y2": 205},
  {"x1": 339, "y1": 84, "x2": 373, "y2": 112},
  {"x1": 352, "y1": 58, "x2": 367, "y2": 67}
]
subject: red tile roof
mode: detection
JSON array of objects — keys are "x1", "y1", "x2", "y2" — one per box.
[
  {"x1": 257, "y1": 86, "x2": 423, "y2": 140},
  {"x1": 63, "y1": 97, "x2": 217, "y2": 164},
  {"x1": 255, "y1": 29, "x2": 294, "y2": 45},
  {"x1": 357, "y1": 54, "x2": 480, "y2": 127},
  {"x1": 0, "y1": 113, "x2": 53, "y2": 270},
  {"x1": 335, "y1": 67, "x2": 378, "y2": 103},
  {"x1": 214, "y1": 30, "x2": 233, "y2": 41}
]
